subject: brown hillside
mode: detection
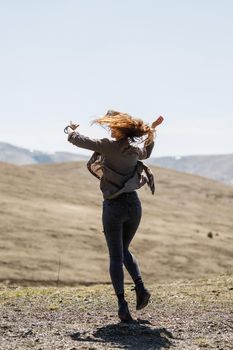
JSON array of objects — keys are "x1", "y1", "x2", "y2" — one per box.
[{"x1": 0, "y1": 161, "x2": 232, "y2": 285}]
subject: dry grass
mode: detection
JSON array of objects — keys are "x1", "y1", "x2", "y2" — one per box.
[{"x1": 0, "y1": 161, "x2": 233, "y2": 286}]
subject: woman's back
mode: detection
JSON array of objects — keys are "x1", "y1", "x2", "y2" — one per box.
[{"x1": 102, "y1": 138, "x2": 139, "y2": 175}]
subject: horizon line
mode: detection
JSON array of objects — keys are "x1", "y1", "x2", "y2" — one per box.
[{"x1": 0, "y1": 140, "x2": 232, "y2": 159}]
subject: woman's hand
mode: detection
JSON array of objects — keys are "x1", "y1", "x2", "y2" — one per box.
[
  {"x1": 64, "y1": 121, "x2": 80, "y2": 134},
  {"x1": 151, "y1": 116, "x2": 164, "y2": 129},
  {"x1": 69, "y1": 121, "x2": 80, "y2": 130}
]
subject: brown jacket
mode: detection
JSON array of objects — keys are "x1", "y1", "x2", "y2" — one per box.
[{"x1": 67, "y1": 131, "x2": 155, "y2": 199}]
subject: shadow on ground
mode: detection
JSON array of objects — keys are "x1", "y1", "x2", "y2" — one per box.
[{"x1": 70, "y1": 319, "x2": 173, "y2": 349}]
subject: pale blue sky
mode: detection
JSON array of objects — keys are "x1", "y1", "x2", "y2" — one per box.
[{"x1": 0, "y1": 0, "x2": 232, "y2": 156}]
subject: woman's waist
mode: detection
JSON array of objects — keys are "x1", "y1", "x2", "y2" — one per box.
[{"x1": 104, "y1": 190, "x2": 140, "y2": 203}]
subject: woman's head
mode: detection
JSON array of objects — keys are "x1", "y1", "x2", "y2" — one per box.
[{"x1": 92, "y1": 110, "x2": 155, "y2": 145}]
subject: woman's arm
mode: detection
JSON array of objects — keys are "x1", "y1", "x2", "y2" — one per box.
[
  {"x1": 137, "y1": 116, "x2": 164, "y2": 160},
  {"x1": 137, "y1": 141, "x2": 155, "y2": 160},
  {"x1": 66, "y1": 125, "x2": 108, "y2": 153}
]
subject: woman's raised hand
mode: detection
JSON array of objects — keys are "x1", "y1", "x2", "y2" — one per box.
[
  {"x1": 64, "y1": 121, "x2": 80, "y2": 134},
  {"x1": 69, "y1": 121, "x2": 80, "y2": 130},
  {"x1": 151, "y1": 116, "x2": 164, "y2": 129}
]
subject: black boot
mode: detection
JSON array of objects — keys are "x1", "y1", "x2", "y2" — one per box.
[
  {"x1": 118, "y1": 300, "x2": 133, "y2": 322},
  {"x1": 131, "y1": 283, "x2": 151, "y2": 310}
]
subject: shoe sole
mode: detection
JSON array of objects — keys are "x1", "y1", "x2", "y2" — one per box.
[{"x1": 136, "y1": 292, "x2": 151, "y2": 310}]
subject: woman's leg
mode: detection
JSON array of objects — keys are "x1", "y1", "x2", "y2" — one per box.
[
  {"x1": 102, "y1": 200, "x2": 134, "y2": 322},
  {"x1": 122, "y1": 197, "x2": 151, "y2": 310},
  {"x1": 122, "y1": 200, "x2": 142, "y2": 281},
  {"x1": 104, "y1": 223, "x2": 124, "y2": 295},
  {"x1": 102, "y1": 201, "x2": 125, "y2": 295}
]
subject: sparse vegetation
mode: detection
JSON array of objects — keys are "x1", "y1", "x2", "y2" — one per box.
[{"x1": 1, "y1": 275, "x2": 232, "y2": 349}]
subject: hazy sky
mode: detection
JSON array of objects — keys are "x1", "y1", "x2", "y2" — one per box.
[{"x1": 0, "y1": 0, "x2": 232, "y2": 157}]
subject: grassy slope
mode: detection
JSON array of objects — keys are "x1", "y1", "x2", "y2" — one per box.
[
  {"x1": 0, "y1": 275, "x2": 232, "y2": 349},
  {"x1": 0, "y1": 161, "x2": 233, "y2": 285}
]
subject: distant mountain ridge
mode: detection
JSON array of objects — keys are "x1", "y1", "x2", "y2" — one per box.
[
  {"x1": 0, "y1": 141, "x2": 88, "y2": 165},
  {"x1": 0, "y1": 141, "x2": 232, "y2": 185},
  {"x1": 149, "y1": 154, "x2": 233, "y2": 186}
]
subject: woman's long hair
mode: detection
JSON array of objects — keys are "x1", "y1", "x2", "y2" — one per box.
[{"x1": 92, "y1": 110, "x2": 155, "y2": 145}]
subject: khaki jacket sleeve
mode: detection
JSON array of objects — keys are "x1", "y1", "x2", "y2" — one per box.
[{"x1": 67, "y1": 131, "x2": 109, "y2": 153}]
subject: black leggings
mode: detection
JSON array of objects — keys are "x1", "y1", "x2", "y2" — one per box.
[{"x1": 102, "y1": 191, "x2": 142, "y2": 295}]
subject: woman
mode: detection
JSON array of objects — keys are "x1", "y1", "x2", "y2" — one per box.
[{"x1": 65, "y1": 110, "x2": 164, "y2": 322}]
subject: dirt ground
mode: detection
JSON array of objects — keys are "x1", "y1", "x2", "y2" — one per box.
[{"x1": 1, "y1": 275, "x2": 233, "y2": 350}]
